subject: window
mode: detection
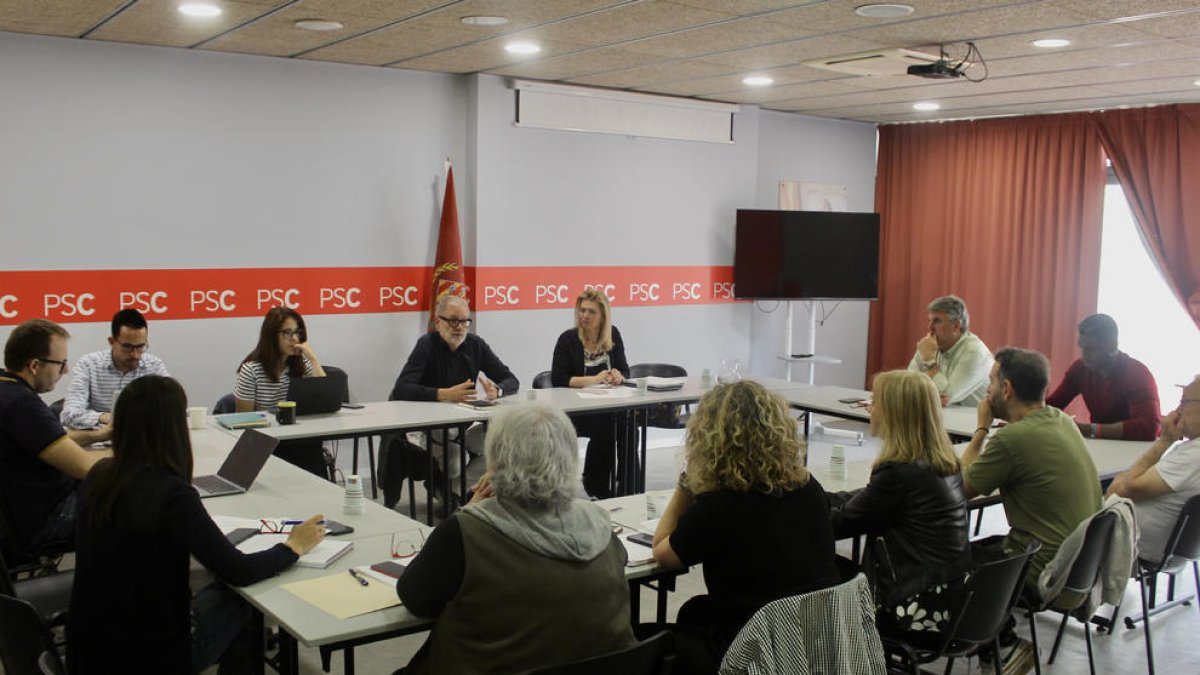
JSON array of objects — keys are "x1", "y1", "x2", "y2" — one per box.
[{"x1": 1097, "y1": 182, "x2": 1200, "y2": 411}]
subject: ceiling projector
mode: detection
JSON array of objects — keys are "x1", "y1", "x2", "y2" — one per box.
[{"x1": 907, "y1": 60, "x2": 965, "y2": 79}]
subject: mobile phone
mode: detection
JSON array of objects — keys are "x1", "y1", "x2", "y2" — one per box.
[
  {"x1": 838, "y1": 397, "x2": 865, "y2": 404},
  {"x1": 341, "y1": 403, "x2": 365, "y2": 410},
  {"x1": 626, "y1": 532, "x2": 655, "y2": 548},
  {"x1": 324, "y1": 520, "x2": 354, "y2": 536},
  {"x1": 370, "y1": 561, "x2": 407, "y2": 579}
]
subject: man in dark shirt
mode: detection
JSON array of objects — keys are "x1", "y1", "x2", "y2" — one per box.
[
  {"x1": 1046, "y1": 313, "x2": 1160, "y2": 441},
  {"x1": 0, "y1": 319, "x2": 110, "y2": 558},
  {"x1": 383, "y1": 296, "x2": 519, "y2": 507}
]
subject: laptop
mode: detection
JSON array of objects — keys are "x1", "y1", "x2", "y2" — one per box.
[
  {"x1": 286, "y1": 371, "x2": 348, "y2": 416},
  {"x1": 194, "y1": 428, "x2": 279, "y2": 499}
]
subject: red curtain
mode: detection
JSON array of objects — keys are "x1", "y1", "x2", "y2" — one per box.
[
  {"x1": 867, "y1": 114, "x2": 1107, "y2": 389},
  {"x1": 1091, "y1": 104, "x2": 1200, "y2": 329}
]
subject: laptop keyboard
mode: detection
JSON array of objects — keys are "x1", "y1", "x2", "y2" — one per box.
[{"x1": 194, "y1": 474, "x2": 234, "y2": 493}]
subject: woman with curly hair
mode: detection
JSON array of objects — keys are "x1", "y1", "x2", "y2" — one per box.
[{"x1": 651, "y1": 380, "x2": 840, "y2": 675}]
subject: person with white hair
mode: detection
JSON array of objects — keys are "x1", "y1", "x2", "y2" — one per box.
[
  {"x1": 908, "y1": 294, "x2": 994, "y2": 406},
  {"x1": 395, "y1": 403, "x2": 635, "y2": 674}
]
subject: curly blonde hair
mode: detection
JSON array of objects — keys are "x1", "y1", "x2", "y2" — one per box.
[{"x1": 683, "y1": 380, "x2": 808, "y2": 494}]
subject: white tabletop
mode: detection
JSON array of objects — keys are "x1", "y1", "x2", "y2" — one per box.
[{"x1": 779, "y1": 384, "x2": 987, "y2": 440}]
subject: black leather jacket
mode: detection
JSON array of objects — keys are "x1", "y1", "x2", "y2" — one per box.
[{"x1": 828, "y1": 461, "x2": 969, "y2": 604}]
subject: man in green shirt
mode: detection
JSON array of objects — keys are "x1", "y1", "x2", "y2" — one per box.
[{"x1": 961, "y1": 347, "x2": 1102, "y2": 587}]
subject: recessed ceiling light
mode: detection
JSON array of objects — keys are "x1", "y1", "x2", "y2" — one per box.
[
  {"x1": 743, "y1": 75, "x2": 774, "y2": 86},
  {"x1": 295, "y1": 19, "x2": 344, "y2": 31},
  {"x1": 505, "y1": 41, "x2": 541, "y2": 55},
  {"x1": 178, "y1": 3, "x2": 222, "y2": 18},
  {"x1": 1194, "y1": 79, "x2": 1200, "y2": 86},
  {"x1": 1031, "y1": 38, "x2": 1071, "y2": 48},
  {"x1": 913, "y1": 101, "x2": 941, "y2": 111},
  {"x1": 854, "y1": 3, "x2": 914, "y2": 18},
  {"x1": 462, "y1": 16, "x2": 509, "y2": 26}
]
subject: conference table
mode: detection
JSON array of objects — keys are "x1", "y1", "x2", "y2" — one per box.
[
  {"x1": 249, "y1": 376, "x2": 802, "y2": 520},
  {"x1": 192, "y1": 426, "x2": 681, "y2": 675},
  {"x1": 776, "y1": 383, "x2": 980, "y2": 441}
]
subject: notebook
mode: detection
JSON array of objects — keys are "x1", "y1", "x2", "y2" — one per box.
[
  {"x1": 238, "y1": 535, "x2": 354, "y2": 568},
  {"x1": 287, "y1": 371, "x2": 348, "y2": 416},
  {"x1": 215, "y1": 411, "x2": 271, "y2": 430},
  {"x1": 623, "y1": 376, "x2": 687, "y2": 392},
  {"x1": 193, "y1": 429, "x2": 278, "y2": 499}
]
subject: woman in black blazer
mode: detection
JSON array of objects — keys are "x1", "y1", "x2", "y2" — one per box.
[{"x1": 551, "y1": 289, "x2": 630, "y2": 498}]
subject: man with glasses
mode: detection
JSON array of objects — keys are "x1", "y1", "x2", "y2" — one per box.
[
  {"x1": 384, "y1": 295, "x2": 519, "y2": 508},
  {"x1": 61, "y1": 308, "x2": 170, "y2": 429},
  {"x1": 1109, "y1": 375, "x2": 1200, "y2": 562},
  {"x1": 1, "y1": 319, "x2": 110, "y2": 557}
]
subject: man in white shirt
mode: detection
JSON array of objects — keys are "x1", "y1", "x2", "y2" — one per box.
[
  {"x1": 60, "y1": 309, "x2": 169, "y2": 428},
  {"x1": 908, "y1": 294, "x2": 993, "y2": 406},
  {"x1": 1109, "y1": 375, "x2": 1200, "y2": 562}
]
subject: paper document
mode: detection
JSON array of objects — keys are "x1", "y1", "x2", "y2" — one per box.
[
  {"x1": 577, "y1": 388, "x2": 636, "y2": 400},
  {"x1": 281, "y1": 572, "x2": 401, "y2": 619},
  {"x1": 237, "y1": 534, "x2": 353, "y2": 568}
]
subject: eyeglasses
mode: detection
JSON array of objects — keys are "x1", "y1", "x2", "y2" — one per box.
[
  {"x1": 279, "y1": 329, "x2": 303, "y2": 339},
  {"x1": 259, "y1": 519, "x2": 295, "y2": 534},
  {"x1": 117, "y1": 342, "x2": 148, "y2": 354},
  {"x1": 437, "y1": 316, "x2": 471, "y2": 328},
  {"x1": 391, "y1": 530, "x2": 428, "y2": 558},
  {"x1": 38, "y1": 358, "x2": 68, "y2": 372}
]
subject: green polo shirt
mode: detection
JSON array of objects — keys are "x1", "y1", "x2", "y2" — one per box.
[{"x1": 966, "y1": 406, "x2": 1101, "y2": 578}]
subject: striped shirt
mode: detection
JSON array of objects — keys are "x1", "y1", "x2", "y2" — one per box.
[
  {"x1": 60, "y1": 349, "x2": 170, "y2": 428},
  {"x1": 234, "y1": 356, "x2": 314, "y2": 410}
]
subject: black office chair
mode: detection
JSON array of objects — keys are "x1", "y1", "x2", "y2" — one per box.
[
  {"x1": 1019, "y1": 512, "x2": 1117, "y2": 675},
  {"x1": 0, "y1": 594, "x2": 60, "y2": 675},
  {"x1": 38, "y1": 650, "x2": 66, "y2": 675},
  {"x1": 213, "y1": 393, "x2": 237, "y2": 414},
  {"x1": 48, "y1": 399, "x2": 64, "y2": 419},
  {"x1": 882, "y1": 539, "x2": 1042, "y2": 675},
  {"x1": 0, "y1": 548, "x2": 72, "y2": 629},
  {"x1": 533, "y1": 370, "x2": 554, "y2": 389},
  {"x1": 529, "y1": 631, "x2": 675, "y2": 675},
  {"x1": 1119, "y1": 495, "x2": 1200, "y2": 675},
  {"x1": 630, "y1": 363, "x2": 689, "y2": 429}
]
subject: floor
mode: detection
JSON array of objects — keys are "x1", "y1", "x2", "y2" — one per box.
[{"x1": 296, "y1": 416, "x2": 1199, "y2": 675}]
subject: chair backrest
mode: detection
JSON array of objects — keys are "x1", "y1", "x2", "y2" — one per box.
[
  {"x1": 943, "y1": 539, "x2": 1042, "y2": 652},
  {"x1": 630, "y1": 363, "x2": 687, "y2": 379},
  {"x1": 1158, "y1": 494, "x2": 1200, "y2": 570},
  {"x1": 38, "y1": 650, "x2": 66, "y2": 675},
  {"x1": 0, "y1": 594, "x2": 58, "y2": 675},
  {"x1": 213, "y1": 393, "x2": 237, "y2": 414},
  {"x1": 1062, "y1": 511, "x2": 1117, "y2": 595},
  {"x1": 48, "y1": 399, "x2": 64, "y2": 418},
  {"x1": 533, "y1": 371, "x2": 554, "y2": 389},
  {"x1": 529, "y1": 631, "x2": 674, "y2": 675}
]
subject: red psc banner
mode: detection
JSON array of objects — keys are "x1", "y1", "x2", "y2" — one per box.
[{"x1": 0, "y1": 265, "x2": 736, "y2": 325}]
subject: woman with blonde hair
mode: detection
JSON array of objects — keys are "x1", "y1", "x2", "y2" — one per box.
[
  {"x1": 651, "y1": 380, "x2": 839, "y2": 674},
  {"x1": 550, "y1": 288, "x2": 630, "y2": 497},
  {"x1": 828, "y1": 369, "x2": 968, "y2": 636}
]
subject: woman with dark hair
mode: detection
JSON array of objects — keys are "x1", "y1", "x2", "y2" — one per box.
[
  {"x1": 650, "y1": 380, "x2": 840, "y2": 674},
  {"x1": 235, "y1": 306, "x2": 329, "y2": 476},
  {"x1": 550, "y1": 289, "x2": 630, "y2": 498},
  {"x1": 66, "y1": 375, "x2": 325, "y2": 674},
  {"x1": 235, "y1": 306, "x2": 326, "y2": 412},
  {"x1": 828, "y1": 369, "x2": 969, "y2": 638}
]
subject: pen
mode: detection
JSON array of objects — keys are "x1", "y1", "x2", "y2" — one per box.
[
  {"x1": 281, "y1": 519, "x2": 325, "y2": 525},
  {"x1": 348, "y1": 568, "x2": 369, "y2": 587}
]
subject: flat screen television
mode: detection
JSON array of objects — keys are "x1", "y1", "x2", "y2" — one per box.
[{"x1": 734, "y1": 209, "x2": 880, "y2": 300}]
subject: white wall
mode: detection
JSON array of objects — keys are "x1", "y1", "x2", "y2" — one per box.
[
  {"x1": 1, "y1": 32, "x2": 466, "y2": 407},
  {"x1": 0, "y1": 32, "x2": 879, "y2": 409},
  {"x1": 750, "y1": 109, "x2": 879, "y2": 388},
  {"x1": 470, "y1": 74, "x2": 758, "y2": 382}
]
